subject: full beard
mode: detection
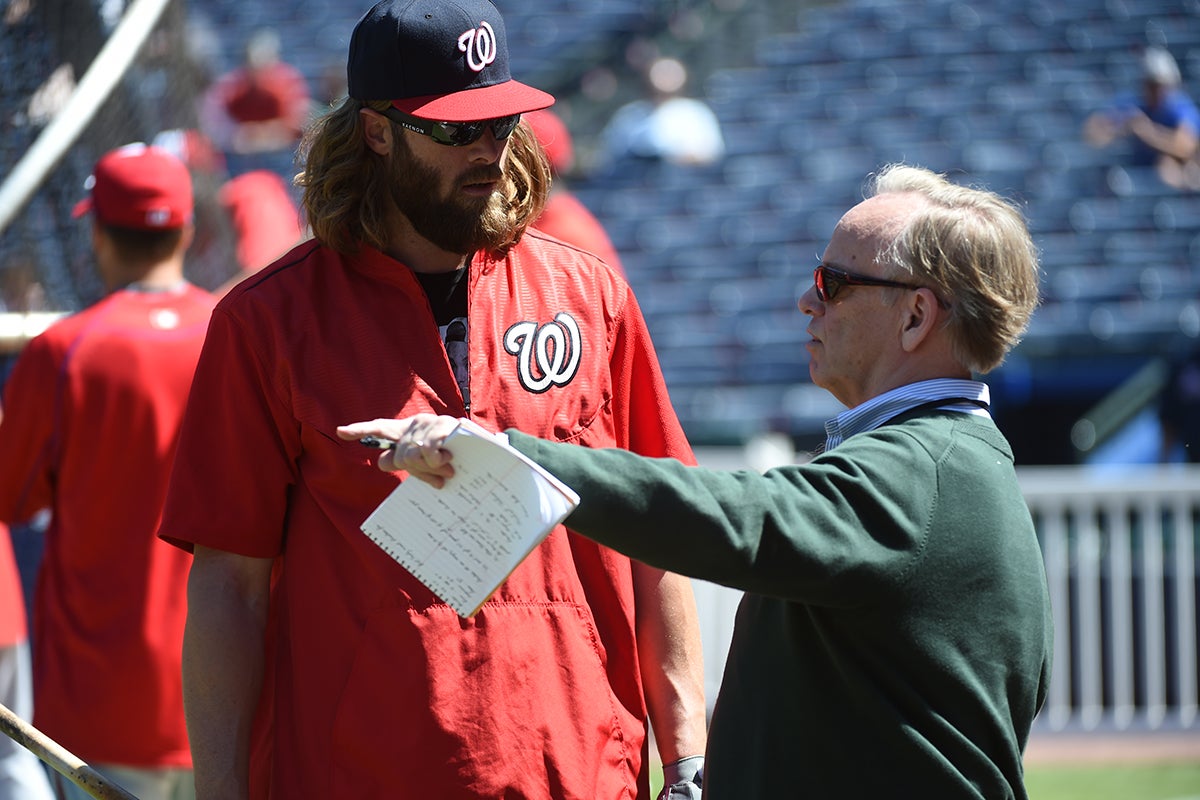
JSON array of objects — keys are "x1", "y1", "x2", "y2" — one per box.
[{"x1": 388, "y1": 141, "x2": 511, "y2": 255}]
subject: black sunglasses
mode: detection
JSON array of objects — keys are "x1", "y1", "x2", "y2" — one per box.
[
  {"x1": 812, "y1": 264, "x2": 923, "y2": 302},
  {"x1": 381, "y1": 106, "x2": 522, "y2": 147}
]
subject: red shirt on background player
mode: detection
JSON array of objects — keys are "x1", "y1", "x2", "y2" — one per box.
[
  {"x1": 0, "y1": 144, "x2": 215, "y2": 800},
  {"x1": 526, "y1": 108, "x2": 627, "y2": 276},
  {"x1": 200, "y1": 28, "x2": 311, "y2": 182}
]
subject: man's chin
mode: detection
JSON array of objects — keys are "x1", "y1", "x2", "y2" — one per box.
[{"x1": 407, "y1": 192, "x2": 509, "y2": 253}]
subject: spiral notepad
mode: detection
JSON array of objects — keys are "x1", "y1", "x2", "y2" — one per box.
[{"x1": 360, "y1": 419, "x2": 579, "y2": 617}]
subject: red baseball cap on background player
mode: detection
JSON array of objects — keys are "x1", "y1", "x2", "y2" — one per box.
[
  {"x1": 72, "y1": 143, "x2": 193, "y2": 230},
  {"x1": 525, "y1": 109, "x2": 574, "y2": 174},
  {"x1": 346, "y1": 0, "x2": 554, "y2": 122}
]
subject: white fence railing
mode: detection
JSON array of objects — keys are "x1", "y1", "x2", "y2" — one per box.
[
  {"x1": 689, "y1": 459, "x2": 1200, "y2": 733},
  {"x1": 1020, "y1": 465, "x2": 1199, "y2": 732}
]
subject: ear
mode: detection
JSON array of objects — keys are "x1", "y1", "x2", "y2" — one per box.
[
  {"x1": 898, "y1": 287, "x2": 942, "y2": 352},
  {"x1": 90, "y1": 220, "x2": 105, "y2": 252},
  {"x1": 179, "y1": 222, "x2": 196, "y2": 253},
  {"x1": 91, "y1": 223, "x2": 118, "y2": 290},
  {"x1": 360, "y1": 108, "x2": 393, "y2": 156}
]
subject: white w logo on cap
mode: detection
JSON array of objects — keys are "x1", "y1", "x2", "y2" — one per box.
[{"x1": 458, "y1": 21, "x2": 497, "y2": 72}]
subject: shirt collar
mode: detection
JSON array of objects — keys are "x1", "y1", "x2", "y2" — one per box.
[{"x1": 823, "y1": 378, "x2": 990, "y2": 452}]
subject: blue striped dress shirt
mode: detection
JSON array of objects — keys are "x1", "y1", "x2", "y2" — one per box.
[{"x1": 822, "y1": 378, "x2": 991, "y2": 452}]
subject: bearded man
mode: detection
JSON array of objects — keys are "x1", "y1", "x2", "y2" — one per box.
[{"x1": 158, "y1": 1, "x2": 707, "y2": 798}]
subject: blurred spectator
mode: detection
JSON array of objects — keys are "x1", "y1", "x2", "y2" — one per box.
[
  {"x1": 213, "y1": 169, "x2": 305, "y2": 296},
  {"x1": 600, "y1": 56, "x2": 725, "y2": 169},
  {"x1": 1158, "y1": 346, "x2": 1200, "y2": 462},
  {"x1": 0, "y1": 143, "x2": 217, "y2": 800},
  {"x1": 0, "y1": 254, "x2": 48, "y2": 314},
  {"x1": 0, "y1": 255, "x2": 55, "y2": 368},
  {"x1": 309, "y1": 61, "x2": 349, "y2": 125},
  {"x1": 526, "y1": 109, "x2": 626, "y2": 276},
  {"x1": 199, "y1": 28, "x2": 311, "y2": 183},
  {"x1": 1083, "y1": 46, "x2": 1200, "y2": 190},
  {"x1": 0, "y1": 521, "x2": 54, "y2": 800},
  {"x1": 152, "y1": 128, "x2": 238, "y2": 291},
  {"x1": 153, "y1": 129, "x2": 305, "y2": 297}
]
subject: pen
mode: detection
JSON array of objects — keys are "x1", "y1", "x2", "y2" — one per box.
[{"x1": 359, "y1": 435, "x2": 397, "y2": 450}]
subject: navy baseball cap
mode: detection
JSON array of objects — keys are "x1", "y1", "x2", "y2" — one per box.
[{"x1": 347, "y1": 0, "x2": 554, "y2": 122}]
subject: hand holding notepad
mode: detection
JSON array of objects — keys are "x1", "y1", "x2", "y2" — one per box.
[{"x1": 358, "y1": 418, "x2": 579, "y2": 618}]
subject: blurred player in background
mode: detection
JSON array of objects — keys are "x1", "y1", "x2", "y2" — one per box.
[
  {"x1": 150, "y1": 128, "x2": 305, "y2": 297},
  {"x1": 0, "y1": 144, "x2": 216, "y2": 800},
  {"x1": 211, "y1": 168, "x2": 305, "y2": 296},
  {"x1": 200, "y1": 28, "x2": 311, "y2": 184},
  {"x1": 526, "y1": 108, "x2": 626, "y2": 276}
]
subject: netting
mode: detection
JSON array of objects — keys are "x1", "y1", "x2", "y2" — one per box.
[
  {"x1": 0, "y1": 0, "x2": 240, "y2": 319},
  {"x1": 0, "y1": 0, "x2": 749, "y2": 329}
]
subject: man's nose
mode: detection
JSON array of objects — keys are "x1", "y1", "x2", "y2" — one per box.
[{"x1": 797, "y1": 284, "x2": 821, "y2": 316}]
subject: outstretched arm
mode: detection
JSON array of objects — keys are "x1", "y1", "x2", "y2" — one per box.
[
  {"x1": 338, "y1": 415, "x2": 459, "y2": 485},
  {"x1": 339, "y1": 415, "x2": 710, "y2": 791}
]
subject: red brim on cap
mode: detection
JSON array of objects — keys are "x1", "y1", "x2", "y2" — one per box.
[
  {"x1": 72, "y1": 197, "x2": 93, "y2": 219},
  {"x1": 393, "y1": 79, "x2": 554, "y2": 122}
]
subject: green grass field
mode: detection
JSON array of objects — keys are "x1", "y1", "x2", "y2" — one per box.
[
  {"x1": 1024, "y1": 762, "x2": 1200, "y2": 800},
  {"x1": 650, "y1": 761, "x2": 1200, "y2": 798}
]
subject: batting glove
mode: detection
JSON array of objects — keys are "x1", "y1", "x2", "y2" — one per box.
[{"x1": 658, "y1": 755, "x2": 703, "y2": 800}]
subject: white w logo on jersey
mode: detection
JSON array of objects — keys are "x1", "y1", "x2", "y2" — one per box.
[
  {"x1": 504, "y1": 313, "x2": 581, "y2": 393},
  {"x1": 458, "y1": 21, "x2": 497, "y2": 73}
]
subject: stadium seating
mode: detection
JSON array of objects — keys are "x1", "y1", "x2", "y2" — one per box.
[
  {"x1": 570, "y1": 0, "x2": 1200, "y2": 457},
  {"x1": 116, "y1": 0, "x2": 1200, "y2": 459},
  {"x1": 3, "y1": 0, "x2": 1198, "y2": 461}
]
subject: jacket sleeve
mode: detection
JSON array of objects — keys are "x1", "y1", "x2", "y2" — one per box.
[{"x1": 507, "y1": 427, "x2": 937, "y2": 607}]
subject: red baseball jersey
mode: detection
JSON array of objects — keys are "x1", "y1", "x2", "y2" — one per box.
[
  {"x1": 0, "y1": 284, "x2": 216, "y2": 767},
  {"x1": 219, "y1": 169, "x2": 303, "y2": 274},
  {"x1": 160, "y1": 232, "x2": 695, "y2": 799}
]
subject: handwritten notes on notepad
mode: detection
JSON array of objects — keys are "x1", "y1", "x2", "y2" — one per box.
[{"x1": 360, "y1": 419, "x2": 580, "y2": 618}]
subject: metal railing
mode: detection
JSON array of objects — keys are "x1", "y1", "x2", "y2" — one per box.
[
  {"x1": 690, "y1": 460, "x2": 1200, "y2": 733},
  {"x1": 1021, "y1": 465, "x2": 1199, "y2": 733}
]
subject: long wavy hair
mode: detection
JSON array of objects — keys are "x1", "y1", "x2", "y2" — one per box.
[{"x1": 296, "y1": 99, "x2": 551, "y2": 257}]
